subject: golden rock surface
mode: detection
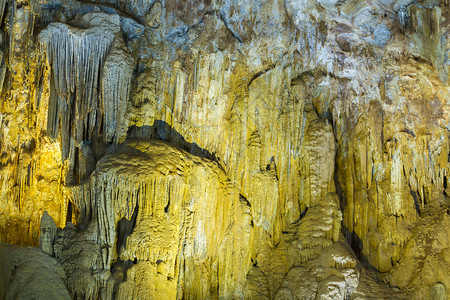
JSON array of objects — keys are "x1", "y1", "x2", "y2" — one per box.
[{"x1": 0, "y1": 0, "x2": 449, "y2": 299}]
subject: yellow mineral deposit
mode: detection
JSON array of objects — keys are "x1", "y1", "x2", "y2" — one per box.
[{"x1": 0, "y1": 0, "x2": 449, "y2": 299}]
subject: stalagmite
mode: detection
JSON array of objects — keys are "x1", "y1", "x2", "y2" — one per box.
[{"x1": 39, "y1": 210, "x2": 57, "y2": 256}]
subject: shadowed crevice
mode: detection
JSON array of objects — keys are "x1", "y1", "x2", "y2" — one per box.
[
  {"x1": 116, "y1": 203, "x2": 139, "y2": 257},
  {"x1": 127, "y1": 121, "x2": 225, "y2": 172}
]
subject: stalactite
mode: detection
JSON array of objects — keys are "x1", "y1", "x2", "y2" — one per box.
[
  {"x1": 62, "y1": 140, "x2": 245, "y2": 299},
  {"x1": 39, "y1": 18, "x2": 115, "y2": 148},
  {"x1": 0, "y1": 51, "x2": 6, "y2": 95},
  {"x1": 0, "y1": 0, "x2": 447, "y2": 298},
  {"x1": 0, "y1": 0, "x2": 6, "y2": 26},
  {"x1": 39, "y1": 12, "x2": 134, "y2": 181},
  {"x1": 101, "y1": 36, "x2": 134, "y2": 144}
]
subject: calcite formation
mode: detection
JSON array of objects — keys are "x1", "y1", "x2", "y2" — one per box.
[
  {"x1": 39, "y1": 12, "x2": 133, "y2": 178},
  {"x1": 0, "y1": 242, "x2": 70, "y2": 299},
  {"x1": 0, "y1": 0, "x2": 449, "y2": 299},
  {"x1": 39, "y1": 210, "x2": 57, "y2": 256}
]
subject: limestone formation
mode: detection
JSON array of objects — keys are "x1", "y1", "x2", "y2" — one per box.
[
  {"x1": 0, "y1": 0, "x2": 448, "y2": 299},
  {"x1": 0, "y1": 242, "x2": 70, "y2": 299},
  {"x1": 39, "y1": 210, "x2": 57, "y2": 256},
  {"x1": 39, "y1": 11, "x2": 134, "y2": 181}
]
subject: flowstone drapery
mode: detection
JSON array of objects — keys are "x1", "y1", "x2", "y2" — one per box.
[
  {"x1": 39, "y1": 12, "x2": 133, "y2": 180},
  {"x1": 0, "y1": 0, "x2": 448, "y2": 299}
]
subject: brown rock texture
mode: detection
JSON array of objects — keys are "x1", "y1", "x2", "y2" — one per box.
[{"x1": 0, "y1": 0, "x2": 449, "y2": 299}]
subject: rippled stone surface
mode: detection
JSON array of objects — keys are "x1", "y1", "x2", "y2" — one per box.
[{"x1": 0, "y1": 0, "x2": 448, "y2": 298}]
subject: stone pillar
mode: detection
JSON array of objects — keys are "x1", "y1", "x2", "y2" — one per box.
[{"x1": 39, "y1": 211, "x2": 57, "y2": 256}]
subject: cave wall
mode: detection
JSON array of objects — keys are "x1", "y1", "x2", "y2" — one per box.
[{"x1": 0, "y1": 0, "x2": 449, "y2": 299}]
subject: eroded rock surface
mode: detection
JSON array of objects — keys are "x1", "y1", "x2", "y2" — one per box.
[
  {"x1": 0, "y1": 242, "x2": 70, "y2": 300},
  {"x1": 0, "y1": 0, "x2": 448, "y2": 298}
]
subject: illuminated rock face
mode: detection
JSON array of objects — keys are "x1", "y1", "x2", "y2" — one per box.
[{"x1": 0, "y1": 0, "x2": 449, "y2": 299}]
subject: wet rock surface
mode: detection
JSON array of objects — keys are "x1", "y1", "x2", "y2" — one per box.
[{"x1": 0, "y1": 0, "x2": 448, "y2": 298}]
